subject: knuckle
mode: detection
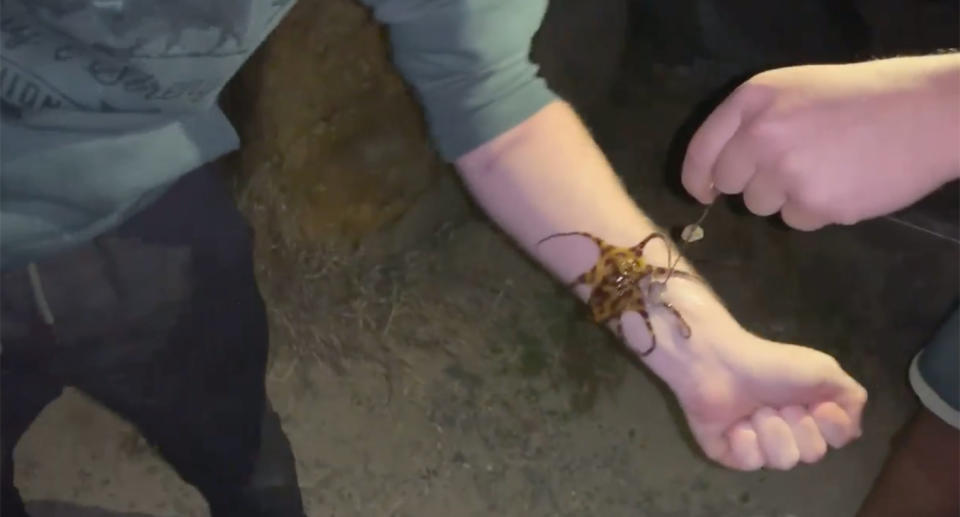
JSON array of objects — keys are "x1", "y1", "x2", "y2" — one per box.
[
  {"x1": 773, "y1": 149, "x2": 806, "y2": 178},
  {"x1": 854, "y1": 386, "x2": 868, "y2": 405},
  {"x1": 824, "y1": 354, "x2": 842, "y2": 370},
  {"x1": 742, "y1": 194, "x2": 763, "y2": 214},
  {"x1": 794, "y1": 186, "x2": 832, "y2": 215},
  {"x1": 735, "y1": 73, "x2": 776, "y2": 103},
  {"x1": 743, "y1": 119, "x2": 785, "y2": 148},
  {"x1": 730, "y1": 79, "x2": 761, "y2": 104},
  {"x1": 807, "y1": 447, "x2": 827, "y2": 464},
  {"x1": 748, "y1": 68, "x2": 780, "y2": 84},
  {"x1": 772, "y1": 455, "x2": 799, "y2": 471}
]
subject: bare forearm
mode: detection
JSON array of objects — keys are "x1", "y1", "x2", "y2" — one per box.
[
  {"x1": 454, "y1": 99, "x2": 751, "y2": 387},
  {"x1": 455, "y1": 100, "x2": 688, "y2": 299},
  {"x1": 880, "y1": 53, "x2": 960, "y2": 182},
  {"x1": 921, "y1": 53, "x2": 960, "y2": 178}
]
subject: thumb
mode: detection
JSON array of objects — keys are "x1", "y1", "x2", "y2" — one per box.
[
  {"x1": 834, "y1": 378, "x2": 868, "y2": 436},
  {"x1": 682, "y1": 83, "x2": 769, "y2": 204}
]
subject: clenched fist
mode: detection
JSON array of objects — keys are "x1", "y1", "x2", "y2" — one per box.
[
  {"x1": 620, "y1": 280, "x2": 867, "y2": 471},
  {"x1": 682, "y1": 55, "x2": 960, "y2": 230}
]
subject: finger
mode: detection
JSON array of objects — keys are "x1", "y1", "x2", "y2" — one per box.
[
  {"x1": 835, "y1": 381, "x2": 868, "y2": 437},
  {"x1": 682, "y1": 81, "x2": 772, "y2": 203},
  {"x1": 682, "y1": 101, "x2": 746, "y2": 204},
  {"x1": 712, "y1": 129, "x2": 759, "y2": 196},
  {"x1": 728, "y1": 421, "x2": 765, "y2": 471},
  {"x1": 752, "y1": 407, "x2": 800, "y2": 470},
  {"x1": 685, "y1": 415, "x2": 745, "y2": 470},
  {"x1": 813, "y1": 355, "x2": 867, "y2": 436},
  {"x1": 691, "y1": 427, "x2": 741, "y2": 470},
  {"x1": 780, "y1": 201, "x2": 828, "y2": 231},
  {"x1": 781, "y1": 405, "x2": 828, "y2": 464},
  {"x1": 742, "y1": 169, "x2": 787, "y2": 216},
  {"x1": 811, "y1": 401, "x2": 858, "y2": 448}
]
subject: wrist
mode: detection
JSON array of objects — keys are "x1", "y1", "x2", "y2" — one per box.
[
  {"x1": 631, "y1": 266, "x2": 736, "y2": 349},
  {"x1": 623, "y1": 275, "x2": 748, "y2": 386}
]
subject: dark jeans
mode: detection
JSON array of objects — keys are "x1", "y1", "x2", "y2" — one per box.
[{"x1": 1, "y1": 166, "x2": 304, "y2": 516}]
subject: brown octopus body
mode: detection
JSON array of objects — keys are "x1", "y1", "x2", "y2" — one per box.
[{"x1": 538, "y1": 231, "x2": 698, "y2": 356}]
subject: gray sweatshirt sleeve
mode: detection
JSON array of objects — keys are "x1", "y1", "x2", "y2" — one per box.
[{"x1": 361, "y1": 0, "x2": 557, "y2": 161}]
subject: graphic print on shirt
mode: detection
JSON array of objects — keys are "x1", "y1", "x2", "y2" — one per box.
[
  {"x1": 0, "y1": 0, "x2": 294, "y2": 117},
  {"x1": 22, "y1": 0, "x2": 253, "y2": 58}
]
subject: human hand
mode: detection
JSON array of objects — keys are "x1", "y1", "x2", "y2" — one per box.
[
  {"x1": 621, "y1": 279, "x2": 868, "y2": 470},
  {"x1": 682, "y1": 55, "x2": 960, "y2": 230}
]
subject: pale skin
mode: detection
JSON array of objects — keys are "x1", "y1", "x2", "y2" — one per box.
[
  {"x1": 673, "y1": 53, "x2": 959, "y2": 509},
  {"x1": 682, "y1": 53, "x2": 960, "y2": 229},
  {"x1": 454, "y1": 100, "x2": 867, "y2": 471}
]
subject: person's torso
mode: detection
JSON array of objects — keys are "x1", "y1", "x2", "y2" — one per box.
[{"x1": 0, "y1": 0, "x2": 297, "y2": 269}]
